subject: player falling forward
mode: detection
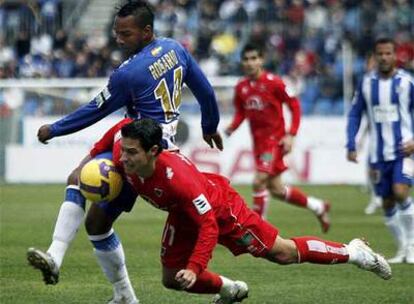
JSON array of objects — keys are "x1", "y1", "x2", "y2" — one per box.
[
  {"x1": 90, "y1": 118, "x2": 391, "y2": 303},
  {"x1": 27, "y1": 1, "x2": 222, "y2": 303},
  {"x1": 346, "y1": 37, "x2": 414, "y2": 264},
  {"x1": 225, "y1": 43, "x2": 330, "y2": 232}
]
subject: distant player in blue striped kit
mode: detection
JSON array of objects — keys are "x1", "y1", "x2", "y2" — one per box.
[
  {"x1": 346, "y1": 37, "x2": 414, "y2": 264},
  {"x1": 27, "y1": 1, "x2": 223, "y2": 303}
]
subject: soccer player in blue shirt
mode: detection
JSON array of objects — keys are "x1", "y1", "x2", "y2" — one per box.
[
  {"x1": 346, "y1": 37, "x2": 414, "y2": 265},
  {"x1": 27, "y1": 2, "x2": 223, "y2": 303}
]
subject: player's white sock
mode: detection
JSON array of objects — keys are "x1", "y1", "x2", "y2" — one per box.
[
  {"x1": 384, "y1": 207, "x2": 406, "y2": 253},
  {"x1": 47, "y1": 185, "x2": 85, "y2": 268},
  {"x1": 306, "y1": 197, "x2": 324, "y2": 215},
  {"x1": 398, "y1": 198, "x2": 414, "y2": 247},
  {"x1": 218, "y1": 275, "x2": 235, "y2": 296},
  {"x1": 89, "y1": 229, "x2": 138, "y2": 301}
]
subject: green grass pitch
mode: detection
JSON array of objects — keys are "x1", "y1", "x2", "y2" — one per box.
[{"x1": 1, "y1": 184, "x2": 413, "y2": 303}]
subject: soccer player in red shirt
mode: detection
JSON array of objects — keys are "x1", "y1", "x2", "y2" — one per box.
[
  {"x1": 90, "y1": 118, "x2": 391, "y2": 303},
  {"x1": 225, "y1": 43, "x2": 330, "y2": 232}
]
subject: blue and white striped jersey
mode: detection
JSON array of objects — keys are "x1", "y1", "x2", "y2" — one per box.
[
  {"x1": 49, "y1": 37, "x2": 220, "y2": 139},
  {"x1": 346, "y1": 69, "x2": 414, "y2": 163}
]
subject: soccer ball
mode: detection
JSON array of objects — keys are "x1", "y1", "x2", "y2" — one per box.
[{"x1": 79, "y1": 158, "x2": 123, "y2": 203}]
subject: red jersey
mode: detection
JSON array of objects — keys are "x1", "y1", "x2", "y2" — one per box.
[
  {"x1": 228, "y1": 71, "x2": 301, "y2": 143},
  {"x1": 128, "y1": 152, "x2": 244, "y2": 275},
  {"x1": 89, "y1": 118, "x2": 133, "y2": 170},
  {"x1": 89, "y1": 118, "x2": 246, "y2": 275}
]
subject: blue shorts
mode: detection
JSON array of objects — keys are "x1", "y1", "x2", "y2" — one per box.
[
  {"x1": 370, "y1": 157, "x2": 413, "y2": 198},
  {"x1": 94, "y1": 152, "x2": 138, "y2": 220}
]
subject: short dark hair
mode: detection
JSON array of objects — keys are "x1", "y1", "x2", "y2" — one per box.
[
  {"x1": 374, "y1": 37, "x2": 396, "y2": 50},
  {"x1": 121, "y1": 119, "x2": 163, "y2": 155},
  {"x1": 241, "y1": 43, "x2": 264, "y2": 58},
  {"x1": 116, "y1": 1, "x2": 154, "y2": 29}
]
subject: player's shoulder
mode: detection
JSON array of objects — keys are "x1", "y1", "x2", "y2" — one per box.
[
  {"x1": 396, "y1": 68, "x2": 414, "y2": 82},
  {"x1": 156, "y1": 152, "x2": 194, "y2": 184}
]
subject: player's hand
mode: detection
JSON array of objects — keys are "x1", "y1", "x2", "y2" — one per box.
[
  {"x1": 400, "y1": 140, "x2": 414, "y2": 156},
  {"x1": 37, "y1": 124, "x2": 53, "y2": 144},
  {"x1": 175, "y1": 269, "x2": 197, "y2": 290},
  {"x1": 280, "y1": 134, "x2": 294, "y2": 155},
  {"x1": 203, "y1": 132, "x2": 223, "y2": 151},
  {"x1": 224, "y1": 127, "x2": 233, "y2": 137},
  {"x1": 347, "y1": 151, "x2": 358, "y2": 163}
]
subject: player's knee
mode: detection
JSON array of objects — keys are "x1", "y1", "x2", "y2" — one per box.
[
  {"x1": 253, "y1": 177, "x2": 268, "y2": 191},
  {"x1": 162, "y1": 276, "x2": 180, "y2": 290},
  {"x1": 266, "y1": 237, "x2": 298, "y2": 264},
  {"x1": 268, "y1": 183, "x2": 285, "y2": 198},
  {"x1": 393, "y1": 187, "x2": 409, "y2": 202},
  {"x1": 85, "y1": 209, "x2": 112, "y2": 235}
]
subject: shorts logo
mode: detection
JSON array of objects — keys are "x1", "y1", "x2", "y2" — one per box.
[
  {"x1": 260, "y1": 153, "x2": 273, "y2": 164},
  {"x1": 192, "y1": 194, "x2": 211, "y2": 215}
]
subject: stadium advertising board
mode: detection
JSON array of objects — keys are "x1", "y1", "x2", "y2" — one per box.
[{"x1": 6, "y1": 115, "x2": 367, "y2": 184}]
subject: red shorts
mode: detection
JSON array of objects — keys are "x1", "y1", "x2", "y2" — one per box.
[
  {"x1": 253, "y1": 137, "x2": 287, "y2": 175},
  {"x1": 160, "y1": 194, "x2": 279, "y2": 269}
]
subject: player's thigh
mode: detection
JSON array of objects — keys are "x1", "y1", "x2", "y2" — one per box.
[
  {"x1": 370, "y1": 162, "x2": 393, "y2": 197},
  {"x1": 219, "y1": 200, "x2": 278, "y2": 258},
  {"x1": 160, "y1": 213, "x2": 198, "y2": 271}
]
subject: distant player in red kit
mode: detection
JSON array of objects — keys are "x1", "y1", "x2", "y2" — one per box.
[
  {"x1": 225, "y1": 43, "x2": 330, "y2": 232},
  {"x1": 88, "y1": 118, "x2": 391, "y2": 303}
]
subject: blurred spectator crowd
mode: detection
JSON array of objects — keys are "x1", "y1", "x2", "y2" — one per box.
[{"x1": 0, "y1": 0, "x2": 413, "y2": 116}]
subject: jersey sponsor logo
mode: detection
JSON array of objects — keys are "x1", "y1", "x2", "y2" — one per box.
[
  {"x1": 95, "y1": 86, "x2": 111, "y2": 108},
  {"x1": 192, "y1": 194, "x2": 212, "y2": 215},
  {"x1": 245, "y1": 96, "x2": 264, "y2": 110},
  {"x1": 372, "y1": 104, "x2": 398, "y2": 123}
]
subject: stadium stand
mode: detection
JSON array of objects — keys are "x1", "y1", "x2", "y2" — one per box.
[{"x1": 0, "y1": 0, "x2": 413, "y2": 116}]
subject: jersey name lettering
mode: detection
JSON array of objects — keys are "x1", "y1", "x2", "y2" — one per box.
[{"x1": 148, "y1": 50, "x2": 179, "y2": 80}]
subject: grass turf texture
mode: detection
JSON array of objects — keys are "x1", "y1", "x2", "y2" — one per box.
[{"x1": 1, "y1": 184, "x2": 413, "y2": 304}]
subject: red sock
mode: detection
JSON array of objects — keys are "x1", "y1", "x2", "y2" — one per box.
[
  {"x1": 284, "y1": 186, "x2": 308, "y2": 208},
  {"x1": 292, "y1": 236, "x2": 349, "y2": 264},
  {"x1": 252, "y1": 190, "x2": 269, "y2": 218},
  {"x1": 187, "y1": 270, "x2": 222, "y2": 294}
]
